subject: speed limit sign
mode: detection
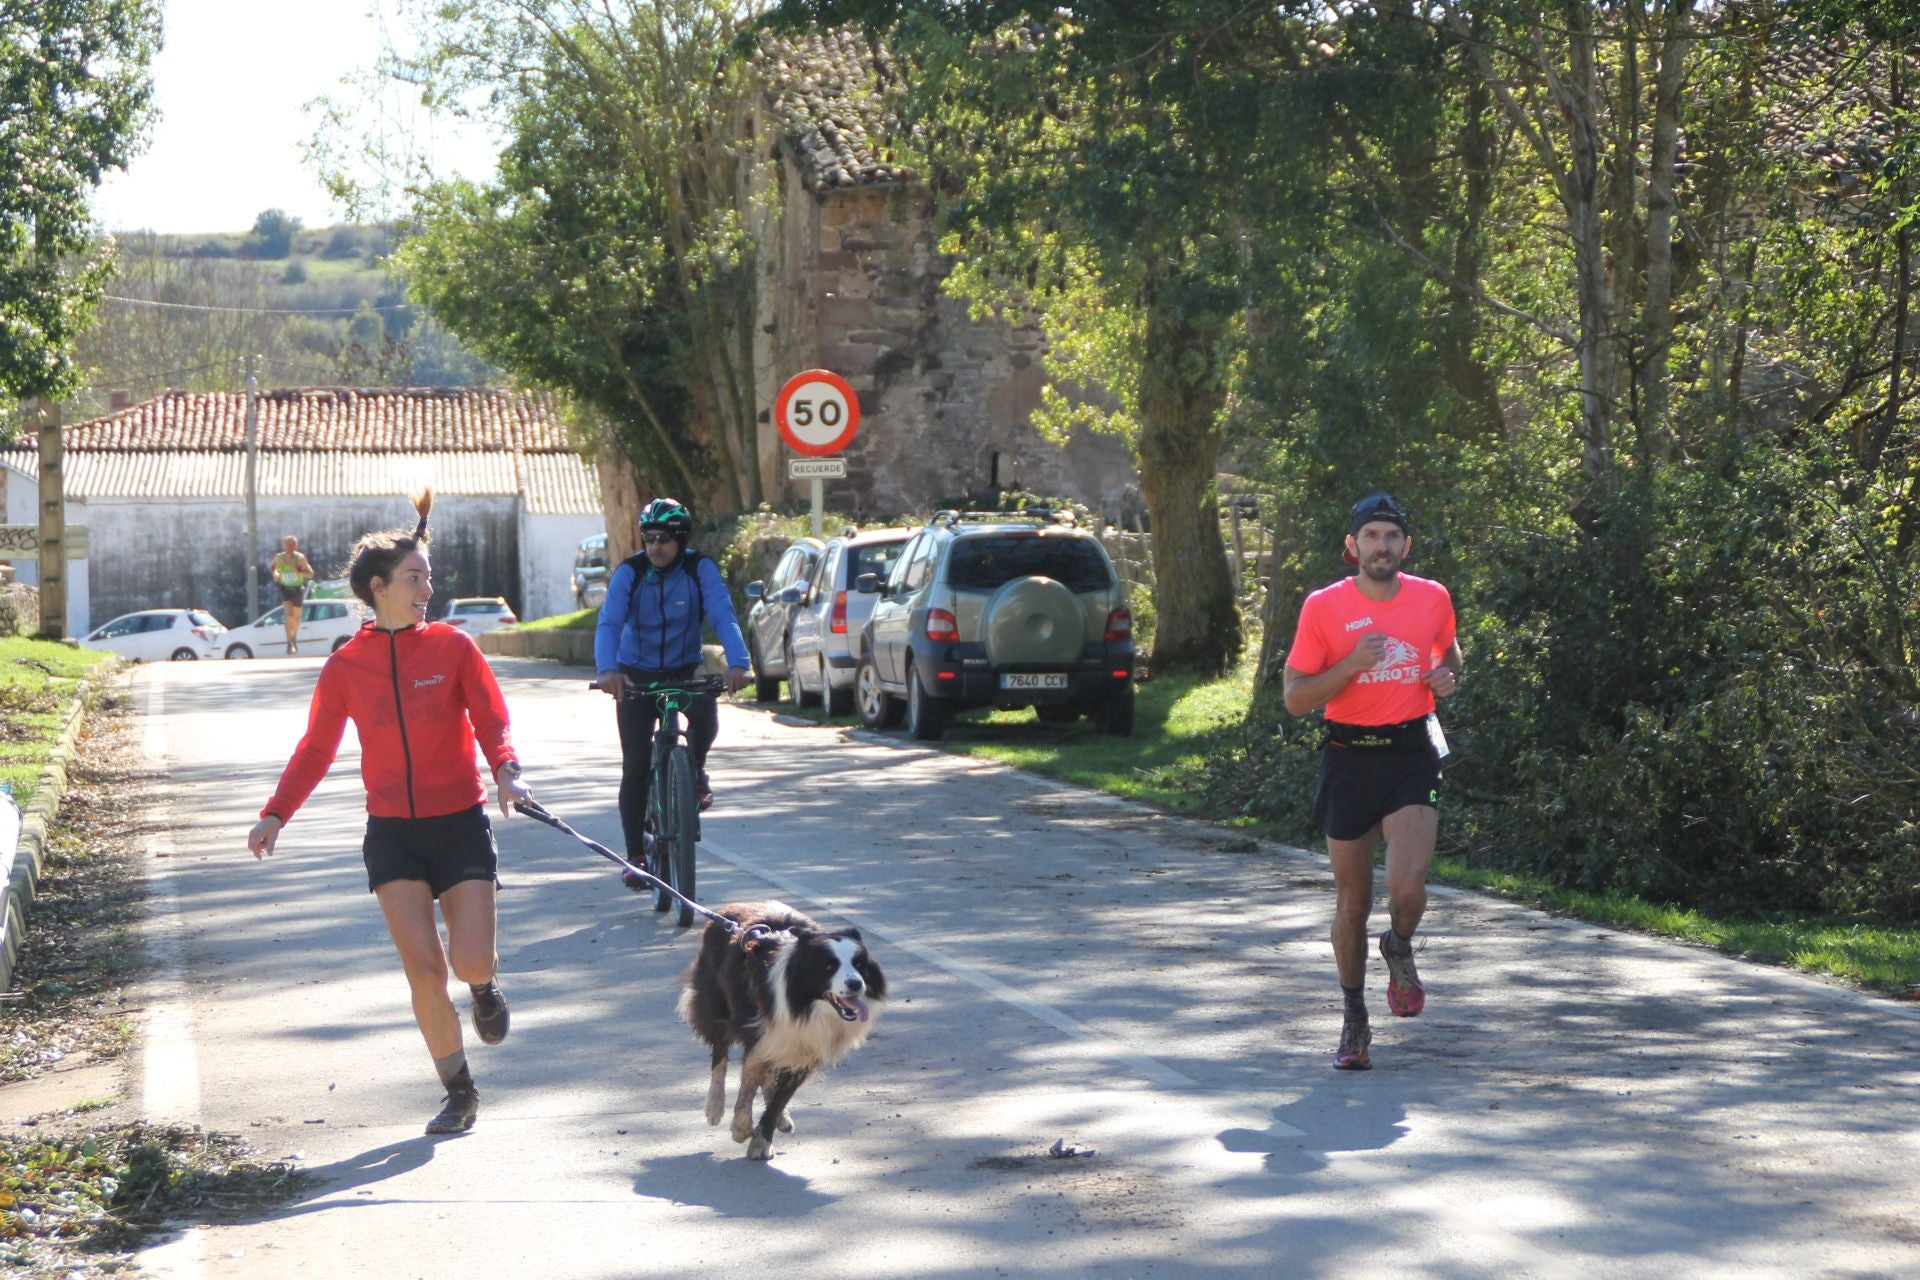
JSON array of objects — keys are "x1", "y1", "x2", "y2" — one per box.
[{"x1": 775, "y1": 369, "x2": 861, "y2": 456}]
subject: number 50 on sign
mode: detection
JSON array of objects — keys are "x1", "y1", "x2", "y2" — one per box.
[{"x1": 775, "y1": 369, "x2": 861, "y2": 456}]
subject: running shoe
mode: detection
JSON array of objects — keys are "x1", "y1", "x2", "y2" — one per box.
[
  {"x1": 470, "y1": 981, "x2": 510, "y2": 1045},
  {"x1": 1334, "y1": 1014, "x2": 1372, "y2": 1070},
  {"x1": 698, "y1": 771, "x2": 714, "y2": 811},
  {"x1": 620, "y1": 833, "x2": 655, "y2": 891},
  {"x1": 426, "y1": 1077, "x2": 479, "y2": 1134},
  {"x1": 1379, "y1": 929, "x2": 1426, "y2": 1017}
]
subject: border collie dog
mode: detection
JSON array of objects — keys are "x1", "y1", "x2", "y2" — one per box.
[{"x1": 678, "y1": 901, "x2": 887, "y2": 1161}]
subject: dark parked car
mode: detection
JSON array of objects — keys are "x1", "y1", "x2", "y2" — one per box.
[
  {"x1": 742, "y1": 537, "x2": 824, "y2": 700},
  {"x1": 856, "y1": 510, "x2": 1134, "y2": 740}
]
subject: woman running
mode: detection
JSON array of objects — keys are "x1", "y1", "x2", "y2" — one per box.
[{"x1": 247, "y1": 490, "x2": 534, "y2": 1134}]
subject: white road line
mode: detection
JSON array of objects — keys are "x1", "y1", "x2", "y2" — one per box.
[
  {"x1": 699, "y1": 834, "x2": 1603, "y2": 1278},
  {"x1": 134, "y1": 673, "x2": 208, "y2": 1278},
  {"x1": 701, "y1": 834, "x2": 1297, "y2": 1122}
]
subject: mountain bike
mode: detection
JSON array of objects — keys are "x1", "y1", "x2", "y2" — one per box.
[{"x1": 606, "y1": 674, "x2": 725, "y2": 927}]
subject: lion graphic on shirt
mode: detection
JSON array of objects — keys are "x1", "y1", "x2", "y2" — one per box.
[{"x1": 1354, "y1": 636, "x2": 1424, "y2": 685}]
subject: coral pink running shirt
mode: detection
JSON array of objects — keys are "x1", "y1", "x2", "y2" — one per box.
[{"x1": 1287, "y1": 574, "x2": 1456, "y2": 725}]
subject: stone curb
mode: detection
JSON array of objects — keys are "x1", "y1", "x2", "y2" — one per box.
[
  {"x1": 478, "y1": 627, "x2": 594, "y2": 665},
  {"x1": 0, "y1": 670, "x2": 104, "y2": 993}
]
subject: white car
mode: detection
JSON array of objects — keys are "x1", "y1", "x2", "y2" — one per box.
[
  {"x1": 442, "y1": 597, "x2": 518, "y2": 636},
  {"x1": 80, "y1": 609, "x2": 226, "y2": 662},
  {"x1": 224, "y1": 598, "x2": 367, "y2": 659}
]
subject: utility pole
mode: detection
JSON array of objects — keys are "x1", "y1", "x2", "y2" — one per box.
[
  {"x1": 244, "y1": 354, "x2": 260, "y2": 623},
  {"x1": 36, "y1": 402, "x2": 65, "y2": 640}
]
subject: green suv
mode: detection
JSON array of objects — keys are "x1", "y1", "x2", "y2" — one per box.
[{"x1": 854, "y1": 510, "x2": 1135, "y2": 741}]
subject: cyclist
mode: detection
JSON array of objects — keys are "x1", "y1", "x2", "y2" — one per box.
[
  {"x1": 594, "y1": 498, "x2": 750, "y2": 891},
  {"x1": 247, "y1": 490, "x2": 534, "y2": 1134},
  {"x1": 1283, "y1": 492, "x2": 1461, "y2": 1072}
]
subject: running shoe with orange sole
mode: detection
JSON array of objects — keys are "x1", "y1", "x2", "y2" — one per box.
[{"x1": 1379, "y1": 929, "x2": 1426, "y2": 1017}]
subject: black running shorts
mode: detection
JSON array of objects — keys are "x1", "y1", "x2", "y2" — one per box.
[
  {"x1": 277, "y1": 583, "x2": 307, "y2": 606},
  {"x1": 1313, "y1": 744, "x2": 1443, "y2": 841},
  {"x1": 363, "y1": 805, "x2": 498, "y2": 897}
]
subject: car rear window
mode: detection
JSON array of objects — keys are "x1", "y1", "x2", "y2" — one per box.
[
  {"x1": 946, "y1": 534, "x2": 1113, "y2": 593},
  {"x1": 850, "y1": 541, "x2": 907, "y2": 583}
]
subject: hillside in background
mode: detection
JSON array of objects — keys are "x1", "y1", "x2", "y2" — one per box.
[{"x1": 66, "y1": 215, "x2": 496, "y2": 424}]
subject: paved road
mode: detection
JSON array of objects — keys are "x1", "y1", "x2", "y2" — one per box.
[{"x1": 125, "y1": 657, "x2": 1920, "y2": 1279}]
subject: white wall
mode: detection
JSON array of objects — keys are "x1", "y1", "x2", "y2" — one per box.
[{"x1": 521, "y1": 512, "x2": 604, "y2": 620}]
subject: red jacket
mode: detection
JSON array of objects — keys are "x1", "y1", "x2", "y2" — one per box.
[{"x1": 262, "y1": 622, "x2": 518, "y2": 823}]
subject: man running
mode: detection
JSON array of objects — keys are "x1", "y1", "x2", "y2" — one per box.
[
  {"x1": 271, "y1": 536, "x2": 316, "y2": 654},
  {"x1": 1283, "y1": 492, "x2": 1461, "y2": 1071}
]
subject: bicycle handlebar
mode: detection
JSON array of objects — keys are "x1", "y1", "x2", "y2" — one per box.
[{"x1": 588, "y1": 674, "x2": 729, "y2": 700}]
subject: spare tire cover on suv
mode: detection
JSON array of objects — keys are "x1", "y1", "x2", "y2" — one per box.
[{"x1": 983, "y1": 576, "x2": 1086, "y2": 666}]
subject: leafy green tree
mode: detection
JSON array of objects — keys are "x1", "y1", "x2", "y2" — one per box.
[
  {"x1": 245, "y1": 208, "x2": 302, "y2": 260},
  {"x1": 343, "y1": 0, "x2": 768, "y2": 530},
  {"x1": 769, "y1": 1, "x2": 1284, "y2": 674},
  {"x1": 0, "y1": 0, "x2": 158, "y2": 402}
]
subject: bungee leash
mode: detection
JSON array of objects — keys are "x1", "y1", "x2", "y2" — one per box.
[{"x1": 513, "y1": 798, "x2": 742, "y2": 936}]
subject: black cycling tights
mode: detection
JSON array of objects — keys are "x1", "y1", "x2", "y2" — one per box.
[{"x1": 615, "y1": 667, "x2": 718, "y2": 862}]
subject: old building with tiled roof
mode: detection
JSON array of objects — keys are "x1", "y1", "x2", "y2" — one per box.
[
  {"x1": 744, "y1": 30, "x2": 1134, "y2": 518},
  {"x1": 0, "y1": 387, "x2": 602, "y2": 634}
]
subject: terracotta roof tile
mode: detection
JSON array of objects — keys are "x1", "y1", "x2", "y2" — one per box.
[
  {"x1": 757, "y1": 29, "x2": 917, "y2": 192},
  {"x1": 41, "y1": 387, "x2": 574, "y2": 452}
]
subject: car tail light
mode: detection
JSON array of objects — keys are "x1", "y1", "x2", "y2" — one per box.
[
  {"x1": 502, "y1": 610, "x2": 517, "y2": 623},
  {"x1": 1112, "y1": 669, "x2": 1131, "y2": 680},
  {"x1": 829, "y1": 590, "x2": 848, "y2": 634},
  {"x1": 191, "y1": 626, "x2": 212, "y2": 640},
  {"x1": 937, "y1": 669, "x2": 957, "y2": 681},
  {"x1": 446, "y1": 617, "x2": 468, "y2": 627},
  {"x1": 926, "y1": 608, "x2": 960, "y2": 643},
  {"x1": 1105, "y1": 607, "x2": 1132, "y2": 641}
]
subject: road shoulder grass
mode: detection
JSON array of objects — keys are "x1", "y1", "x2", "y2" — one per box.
[{"x1": 830, "y1": 661, "x2": 1920, "y2": 997}]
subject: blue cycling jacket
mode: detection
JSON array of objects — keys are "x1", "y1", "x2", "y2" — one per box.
[{"x1": 594, "y1": 550, "x2": 750, "y2": 674}]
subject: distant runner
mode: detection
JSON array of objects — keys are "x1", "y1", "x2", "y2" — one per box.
[
  {"x1": 270, "y1": 536, "x2": 316, "y2": 654},
  {"x1": 1283, "y1": 492, "x2": 1461, "y2": 1071}
]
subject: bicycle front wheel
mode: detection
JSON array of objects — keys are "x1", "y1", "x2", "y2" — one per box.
[{"x1": 664, "y1": 745, "x2": 699, "y2": 927}]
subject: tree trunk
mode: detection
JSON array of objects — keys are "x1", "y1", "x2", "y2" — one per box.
[
  {"x1": 1548, "y1": 4, "x2": 1617, "y2": 484},
  {"x1": 599, "y1": 451, "x2": 647, "y2": 566},
  {"x1": 1134, "y1": 296, "x2": 1240, "y2": 676},
  {"x1": 1641, "y1": 1, "x2": 1695, "y2": 457}
]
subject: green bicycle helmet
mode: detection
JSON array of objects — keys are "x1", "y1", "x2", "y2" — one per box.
[{"x1": 638, "y1": 497, "x2": 693, "y2": 541}]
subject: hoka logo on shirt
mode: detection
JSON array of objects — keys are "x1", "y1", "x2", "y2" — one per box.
[
  {"x1": 413, "y1": 673, "x2": 446, "y2": 689},
  {"x1": 1343, "y1": 616, "x2": 1374, "y2": 631},
  {"x1": 1355, "y1": 636, "x2": 1424, "y2": 685}
]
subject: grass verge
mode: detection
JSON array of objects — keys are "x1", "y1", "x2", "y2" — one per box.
[
  {"x1": 789, "y1": 657, "x2": 1920, "y2": 996},
  {"x1": 510, "y1": 608, "x2": 598, "y2": 632},
  {"x1": 0, "y1": 639, "x2": 113, "y2": 804}
]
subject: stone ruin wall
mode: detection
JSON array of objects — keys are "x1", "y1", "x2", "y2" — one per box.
[{"x1": 751, "y1": 140, "x2": 1137, "y2": 525}]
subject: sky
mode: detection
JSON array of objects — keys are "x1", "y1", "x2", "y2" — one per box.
[{"x1": 91, "y1": 0, "x2": 495, "y2": 236}]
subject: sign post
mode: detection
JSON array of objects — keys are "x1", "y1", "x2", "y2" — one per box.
[{"x1": 774, "y1": 369, "x2": 861, "y2": 538}]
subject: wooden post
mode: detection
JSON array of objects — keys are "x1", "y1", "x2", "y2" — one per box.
[
  {"x1": 244, "y1": 355, "x2": 260, "y2": 622},
  {"x1": 36, "y1": 404, "x2": 65, "y2": 640}
]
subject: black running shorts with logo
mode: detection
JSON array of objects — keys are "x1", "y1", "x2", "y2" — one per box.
[
  {"x1": 363, "y1": 805, "x2": 499, "y2": 897},
  {"x1": 1313, "y1": 744, "x2": 1443, "y2": 841}
]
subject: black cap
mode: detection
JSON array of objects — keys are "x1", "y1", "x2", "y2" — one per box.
[{"x1": 1344, "y1": 492, "x2": 1408, "y2": 564}]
